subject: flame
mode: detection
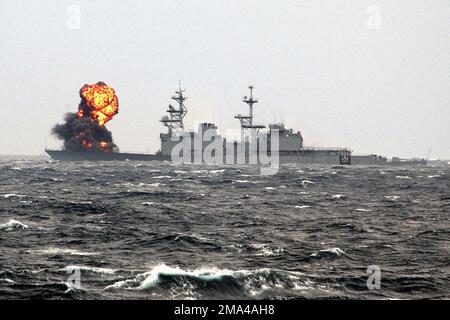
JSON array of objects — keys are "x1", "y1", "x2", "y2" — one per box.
[{"x1": 79, "y1": 82, "x2": 119, "y2": 126}]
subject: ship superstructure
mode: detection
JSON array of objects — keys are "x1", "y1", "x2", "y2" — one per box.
[
  {"x1": 158, "y1": 85, "x2": 353, "y2": 165},
  {"x1": 159, "y1": 85, "x2": 189, "y2": 157}
]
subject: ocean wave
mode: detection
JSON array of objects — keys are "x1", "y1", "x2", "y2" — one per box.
[
  {"x1": 0, "y1": 278, "x2": 15, "y2": 284},
  {"x1": 226, "y1": 244, "x2": 287, "y2": 257},
  {"x1": 307, "y1": 247, "x2": 346, "y2": 260},
  {"x1": 385, "y1": 195, "x2": 401, "y2": 201},
  {"x1": 0, "y1": 219, "x2": 28, "y2": 231},
  {"x1": 141, "y1": 201, "x2": 156, "y2": 206},
  {"x1": 300, "y1": 180, "x2": 315, "y2": 188},
  {"x1": 330, "y1": 194, "x2": 346, "y2": 200},
  {"x1": 2, "y1": 193, "x2": 27, "y2": 199},
  {"x1": 104, "y1": 264, "x2": 307, "y2": 299},
  {"x1": 295, "y1": 205, "x2": 311, "y2": 209}
]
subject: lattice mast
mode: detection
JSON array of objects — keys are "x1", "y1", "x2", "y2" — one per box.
[
  {"x1": 160, "y1": 83, "x2": 188, "y2": 135},
  {"x1": 234, "y1": 85, "x2": 266, "y2": 142}
]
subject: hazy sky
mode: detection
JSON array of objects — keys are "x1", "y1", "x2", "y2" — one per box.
[{"x1": 1, "y1": 0, "x2": 449, "y2": 159}]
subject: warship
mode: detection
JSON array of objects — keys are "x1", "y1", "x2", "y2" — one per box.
[{"x1": 46, "y1": 85, "x2": 385, "y2": 165}]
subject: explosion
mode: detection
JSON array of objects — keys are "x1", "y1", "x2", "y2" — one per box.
[
  {"x1": 52, "y1": 82, "x2": 119, "y2": 152},
  {"x1": 78, "y1": 82, "x2": 119, "y2": 126}
]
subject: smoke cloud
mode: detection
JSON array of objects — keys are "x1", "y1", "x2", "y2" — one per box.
[{"x1": 52, "y1": 82, "x2": 119, "y2": 152}]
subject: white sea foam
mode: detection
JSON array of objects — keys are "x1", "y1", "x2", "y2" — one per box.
[
  {"x1": 104, "y1": 264, "x2": 310, "y2": 298},
  {"x1": 300, "y1": 180, "x2": 315, "y2": 188},
  {"x1": 0, "y1": 219, "x2": 28, "y2": 231},
  {"x1": 265, "y1": 187, "x2": 276, "y2": 190},
  {"x1": 234, "y1": 180, "x2": 250, "y2": 183},
  {"x1": 295, "y1": 205, "x2": 311, "y2": 209},
  {"x1": 209, "y1": 169, "x2": 226, "y2": 174},
  {"x1": 355, "y1": 208, "x2": 372, "y2": 212},
  {"x1": 105, "y1": 264, "x2": 236, "y2": 291},
  {"x1": 331, "y1": 194, "x2": 346, "y2": 199},
  {"x1": 251, "y1": 244, "x2": 286, "y2": 257},
  {"x1": 311, "y1": 247, "x2": 345, "y2": 257},
  {"x1": 396, "y1": 176, "x2": 412, "y2": 179},
  {"x1": 2, "y1": 194, "x2": 27, "y2": 199},
  {"x1": 32, "y1": 247, "x2": 97, "y2": 256},
  {"x1": 0, "y1": 278, "x2": 15, "y2": 284},
  {"x1": 385, "y1": 195, "x2": 401, "y2": 201}
]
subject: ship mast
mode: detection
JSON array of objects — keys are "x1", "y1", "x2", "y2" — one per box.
[
  {"x1": 160, "y1": 82, "x2": 188, "y2": 134},
  {"x1": 234, "y1": 85, "x2": 265, "y2": 142}
]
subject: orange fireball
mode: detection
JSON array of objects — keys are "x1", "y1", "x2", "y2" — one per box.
[{"x1": 79, "y1": 82, "x2": 119, "y2": 126}]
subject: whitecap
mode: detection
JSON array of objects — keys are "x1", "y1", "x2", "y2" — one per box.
[
  {"x1": 251, "y1": 244, "x2": 286, "y2": 257},
  {"x1": 105, "y1": 264, "x2": 236, "y2": 291},
  {"x1": 32, "y1": 247, "x2": 97, "y2": 256},
  {"x1": 0, "y1": 219, "x2": 28, "y2": 231},
  {"x1": 385, "y1": 195, "x2": 400, "y2": 201},
  {"x1": 331, "y1": 194, "x2": 346, "y2": 199},
  {"x1": 2, "y1": 194, "x2": 27, "y2": 199},
  {"x1": 295, "y1": 205, "x2": 311, "y2": 209},
  {"x1": 265, "y1": 187, "x2": 276, "y2": 190},
  {"x1": 396, "y1": 176, "x2": 412, "y2": 179},
  {"x1": 311, "y1": 247, "x2": 345, "y2": 257},
  {"x1": 0, "y1": 278, "x2": 15, "y2": 284},
  {"x1": 355, "y1": 208, "x2": 372, "y2": 212},
  {"x1": 300, "y1": 180, "x2": 315, "y2": 188},
  {"x1": 235, "y1": 180, "x2": 249, "y2": 183},
  {"x1": 209, "y1": 169, "x2": 225, "y2": 174}
]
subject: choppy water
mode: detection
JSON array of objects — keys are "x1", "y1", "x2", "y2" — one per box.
[{"x1": 0, "y1": 157, "x2": 449, "y2": 299}]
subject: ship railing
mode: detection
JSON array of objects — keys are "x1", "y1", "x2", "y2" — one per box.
[
  {"x1": 351, "y1": 153, "x2": 385, "y2": 157},
  {"x1": 301, "y1": 146, "x2": 353, "y2": 152},
  {"x1": 45, "y1": 148, "x2": 155, "y2": 155}
]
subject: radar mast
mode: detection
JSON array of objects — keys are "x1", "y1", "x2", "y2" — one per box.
[
  {"x1": 234, "y1": 85, "x2": 266, "y2": 142},
  {"x1": 160, "y1": 82, "x2": 188, "y2": 134}
]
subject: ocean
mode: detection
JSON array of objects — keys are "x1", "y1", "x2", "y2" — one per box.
[{"x1": 0, "y1": 157, "x2": 449, "y2": 299}]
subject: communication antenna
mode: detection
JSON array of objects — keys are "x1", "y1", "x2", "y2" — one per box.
[
  {"x1": 160, "y1": 82, "x2": 188, "y2": 134},
  {"x1": 234, "y1": 85, "x2": 266, "y2": 142},
  {"x1": 426, "y1": 148, "x2": 432, "y2": 166}
]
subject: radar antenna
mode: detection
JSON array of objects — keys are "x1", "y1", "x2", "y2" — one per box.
[
  {"x1": 234, "y1": 85, "x2": 266, "y2": 142},
  {"x1": 160, "y1": 82, "x2": 188, "y2": 134}
]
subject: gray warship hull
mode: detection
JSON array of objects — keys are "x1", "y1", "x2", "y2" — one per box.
[
  {"x1": 46, "y1": 150, "x2": 169, "y2": 162},
  {"x1": 46, "y1": 149, "x2": 351, "y2": 165}
]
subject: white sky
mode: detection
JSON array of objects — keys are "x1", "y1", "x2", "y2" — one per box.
[{"x1": 0, "y1": 0, "x2": 449, "y2": 159}]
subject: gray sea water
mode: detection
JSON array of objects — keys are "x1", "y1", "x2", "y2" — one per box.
[{"x1": 0, "y1": 157, "x2": 449, "y2": 299}]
